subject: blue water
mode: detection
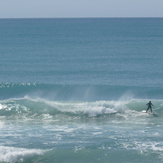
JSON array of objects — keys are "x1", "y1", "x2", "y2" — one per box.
[{"x1": 0, "y1": 18, "x2": 163, "y2": 163}]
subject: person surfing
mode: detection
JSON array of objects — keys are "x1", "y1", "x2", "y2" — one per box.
[{"x1": 146, "y1": 101, "x2": 154, "y2": 113}]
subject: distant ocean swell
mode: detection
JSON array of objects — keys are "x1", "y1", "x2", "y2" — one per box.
[{"x1": 0, "y1": 83, "x2": 163, "y2": 101}]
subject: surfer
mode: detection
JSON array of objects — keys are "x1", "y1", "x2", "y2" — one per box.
[{"x1": 146, "y1": 101, "x2": 153, "y2": 113}]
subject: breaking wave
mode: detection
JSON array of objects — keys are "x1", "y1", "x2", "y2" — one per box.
[
  {"x1": 0, "y1": 83, "x2": 163, "y2": 124},
  {"x1": 0, "y1": 146, "x2": 46, "y2": 163},
  {"x1": 0, "y1": 97, "x2": 163, "y2": 123}
]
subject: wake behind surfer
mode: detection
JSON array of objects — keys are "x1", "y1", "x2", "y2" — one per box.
[{"x1": 146, "y1": 101, "x2": 153, "y2": 113}]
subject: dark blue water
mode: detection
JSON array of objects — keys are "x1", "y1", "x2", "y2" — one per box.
[{"x1": 0, "y1": 18, "x2": 163, "y2": 163}]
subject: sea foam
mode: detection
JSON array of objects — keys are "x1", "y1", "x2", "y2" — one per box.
[{"x1": 0, "y1": 146, "x2": 45, "y2": 163}]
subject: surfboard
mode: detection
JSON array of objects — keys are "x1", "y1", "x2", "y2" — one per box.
[{"x1": 141, "y1": 110, "x2": 153, "y2": 114}]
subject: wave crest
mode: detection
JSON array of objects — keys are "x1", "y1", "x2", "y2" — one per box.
[{"x1": 1, "y1": 98, "x2": 162, "y2": 122}]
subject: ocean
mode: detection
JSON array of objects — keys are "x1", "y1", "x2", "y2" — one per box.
[{"x1": 0, "y1": 18, "x2": 163, "y2": 163}]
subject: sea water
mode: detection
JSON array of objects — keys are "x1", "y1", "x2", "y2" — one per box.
[{"x1": 0, "y1": 18, "x2": 163, "y2": 163}]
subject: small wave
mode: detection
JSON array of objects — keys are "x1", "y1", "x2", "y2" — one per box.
[{"x1": 0, "y1": 146, "x2": 45, "y2": 163}]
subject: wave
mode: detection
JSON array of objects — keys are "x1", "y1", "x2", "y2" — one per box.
[
  {"x1": 1, "y1": 83, "x2": 163, "y2": 123},
  {"x1": 0, "y1": 97, "x2": 163, "y2": 123},
  {"x1": 1, "y1": 83, "x2": 163, "y2": 101},
  {"x1": 0, "y1": 146, "x2": 46, "y2": 163}
]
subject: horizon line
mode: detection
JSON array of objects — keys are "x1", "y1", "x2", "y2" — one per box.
[{"x1": 0, "y1": 16, "x2": 163, "y2": 19}]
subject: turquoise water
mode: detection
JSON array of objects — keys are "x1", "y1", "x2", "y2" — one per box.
[{"x1": 0, "y1": 18, "x2": 163, "y2": 163}]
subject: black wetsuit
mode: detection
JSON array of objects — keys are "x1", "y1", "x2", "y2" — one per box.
[{"x1": 146, "y1": 102, "x2": 153, "y2": 113}]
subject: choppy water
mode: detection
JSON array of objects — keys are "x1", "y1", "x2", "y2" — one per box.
[{"x1": 0, "y1": 18, "x2": 163, "y2": 163}]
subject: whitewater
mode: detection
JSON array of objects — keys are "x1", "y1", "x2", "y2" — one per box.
[
  {"x1": 1, "y1": 83, "x2": 163, "y2": 163},
  {"x1": 0, "y1": 18, "x2": 163, "y2": 163},
  {"x1": 1, "y1": 96, "x2": 163, "y2": 163}
]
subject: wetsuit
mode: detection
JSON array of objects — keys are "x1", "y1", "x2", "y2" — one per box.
[{"x1": 146, "y1": 101, "x2": 153, "y2": 113}]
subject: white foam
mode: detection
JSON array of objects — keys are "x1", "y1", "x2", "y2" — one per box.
[
  {"x1": 82, "y1": 106, "x2": 116, "y2": 116},
  {"x1": 122, "y1": 141, "x2": 163, "y2": 152},
  {"x1": 78, "y1": 100, "x2": 124, "y2": 116},
  {"x1": 0, "y1": 146, "x2": 45, "y2": 163},
  {"x1": 93, "y1": 132, "x2": 102, "y2": 135},
  {"x1": 0, "y1": 104, "x2": 6, "y2": 110}
]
